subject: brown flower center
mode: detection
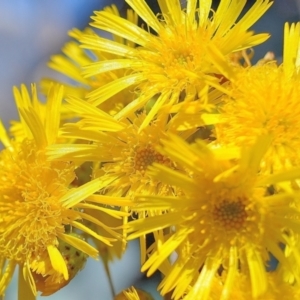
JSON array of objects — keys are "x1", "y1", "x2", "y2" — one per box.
[
  {"x1": 213, "y1": 198, "x2": 248, "y2": 230},
  {"x1": 134, "y1": 147, "x2": 169, "y2": 173}
]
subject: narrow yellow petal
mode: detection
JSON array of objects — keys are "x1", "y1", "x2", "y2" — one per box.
[
  {"x1": 148, "y1": 163, "x2": 195, "y2": 191},
  {"x1": 160, "y1": 0, "x2": 182, "y2": 26},
  {"x1": 126, "y1": 0, "x2": 161, "y2": 32},
  {"x1": 19, "y1": 108, "x2": 47, "y2": 148},
  {"x1": 0, "y1": 120, "x2": 11, "y2": 149},
  {"x1": 221, "y1": 246, "x2": 238, "y2": 300},
  {"x1": 246, "y1": 247, "x2": 267, "y2": 298},
  {"x1": 185, "y1": 256, "x2": 221, "y2": 300},
  {"x1": 61, "y1": 178, "x2": 105, "y2": 208},
  {"x1": 283, "y1": 22, "x2": 300, "y2": 77},
  {"x1": 127, "y1": 212, "x2": 186, "y2": 240},
  {"x1": 76, "y1": 203, "x2": 129, "y2": 218},
  {"x1": 72, "y1": 221, "x2": 116, "y2": 246},
  {"x1": 77, "y1": 211, "x2": 122, "y2": 239},
  {"x1": 142, "y1": 227, "x2": 193, "y2": 276},
  {"x1": 82, "y1": 59, "x2": 143, "y2": 77},
  {"x1": 138, "y1": 91, "x2": 173, "y2": 132},
  {"x1": 44, "y1": 85, "x2": 63, "y2": 145},
  {"x1": 81, "y1": 34, "x2": 136, "y2": 57},
  {"x1": 87, "y1": 194, "x2": 133, "y2": 206},
  {"x1": 260, "y1": 167, "x2": 300, "y2": 185},
  {"x1": 186, "y1": 0, "x2": 197, "y2": 24},
  {"x1": 92, "y1": 10, "x2": 153, "y2": 46},
  {"x1": 47, "y1": 245, "x2": 68, "y2": 280},
  {"x1": 214, "y1": 0, "x2": 245, "y2": 34},
  {"x1": 65, "y1": 96, "x2": 126, "y2": 131},
  {"x1": 58, "y1": 233, "x2": 98, "y2": 259},
  {"x1": 199, "y1": 0, "x2": 212, "y2": 27},
  {"x1": 237, "y1": 0, "x2": 273, "y2": 31},
  {"x1": 0, "y1": 260, "x2": 16, "y2": 295},
  {"x1": 87, "y1": 73, "x2": 144, "y2": 106},
  {"x1": 207, "y1": 43, "x2": 236, "y2": 81}
]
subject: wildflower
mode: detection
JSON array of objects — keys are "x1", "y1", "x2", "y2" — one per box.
[
  {"x1": 126, "y1": 134, "x2": 300, "y2": 300},
  {"x1": 42, "y1": 5, "x2": 138, "y2": 115},
  {"x1": 81, "y1": 0, "x2": 272, "y2": 130},
  {"x1": 46, "y1": 98, "x2": 191, "y2": 265},
  {"x1": 0, "y1": 84, "x2": 126, "y2": 297},
  {"x1": 114, "y1": 286, "x2": 154, "y2": 300},
  {"x1": 207, "y1": 23, "x2": 300, "y2": 172},
  {"x1": 47, "y1": 97, "x2": 187, "y2": 198}
]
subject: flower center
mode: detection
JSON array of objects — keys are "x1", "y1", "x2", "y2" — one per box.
[
  {"x1": 213, "y1": 198, "x2": 248, "y2": 230},
  {"x1": 134, "y1": 147, "x2": 169, "y2": 173}
]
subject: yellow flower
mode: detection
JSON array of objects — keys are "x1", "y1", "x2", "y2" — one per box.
[
  {"x1": 41, "y1": 4, "x2": 138, "y2": 115},
  {"x1": 126, "y1": 134, "x2": 300, "y2": 300},
  {"x1": 114, "y1": 286, "x2": 154, "y2": 300},
  {"x1": 46, "y1": 97, "x2": 187, "y2": 264},
  {"x1": 0, "y1": 84, "x2": 125, "y2": 297},
  {"x1": 47, "y1": 97, "x2": 189, "y2": 198},
  {"x1": 208, "y1": 23, "x2": 300, "y2": 172},
  {"x1": 81, "y1": 0, "x2": 271, "y2": 130}
]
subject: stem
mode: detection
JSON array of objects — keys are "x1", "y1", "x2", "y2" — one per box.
[
  {"x1": 18, "y1": 268, "x2": 35, "y2": 300},
  {"x1": 103, "y1": 260, "x2": 115, "y2": 298}
]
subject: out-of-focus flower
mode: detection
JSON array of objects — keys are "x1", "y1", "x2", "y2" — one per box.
[
  {"x1": 80, "y1": 0, "x2": 272, "y2": 130},
  {"x1": 209, "y1": 272, "x2": 300, "y2": 300},
  {"x1": 126, "y1": 134, "x2": 300, "y2": 300},
  {"x1": 206, "y1": 22, "x2": 300, "y2": 172}
]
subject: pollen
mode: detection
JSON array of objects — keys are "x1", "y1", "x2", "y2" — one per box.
[{"x1": 213, "y1": 198, "x2": 248, "y2": 230}]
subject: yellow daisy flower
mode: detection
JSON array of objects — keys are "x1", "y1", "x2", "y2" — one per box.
[
  {"x1": 41, "y1": 4, "x2": 138, "y2": 115},
  {"x1": 207, "y1": 23, "x2": 300, "y2": 172},
  {"x1": 47, "y1": 96, "x2": 192, "y2": 198},
  {"x1": 0, "y1": 84, "x2": 126, "y2": 297},
  {"x1": 126, "y1": 134, "x2": 300, "y2": 300},
  {"x1": 81, "y1": 0, "x2": 272, "y2": 130},
  {"x1": 46, "y1": 97, "x2": 190, "y2": 264}
]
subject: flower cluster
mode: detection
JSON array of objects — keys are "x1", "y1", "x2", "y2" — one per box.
[{"x1": 2, "y1": 0, "x2": 300, "y2": 299}]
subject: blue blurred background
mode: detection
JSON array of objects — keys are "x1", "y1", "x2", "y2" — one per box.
[{"x1": 0, "y1": 1, "x2": 299, "y2": 299}]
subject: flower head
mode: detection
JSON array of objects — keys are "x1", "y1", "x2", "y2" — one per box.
[
  {"x1": 81, "y1": 0, "x2": 272, "y2": 130},
  {"x1": 47, "y1": 97, "x2": 189, "y2": 198},
  {"x1": 210, "y1": 23, "x2": 300, "y2": 171},
  {"x1": 0, "y1": 84, "x2": 124, "y2": 296},
  {"x1": 126, "y1": 134, "x2": 300, "y2": 300}
]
